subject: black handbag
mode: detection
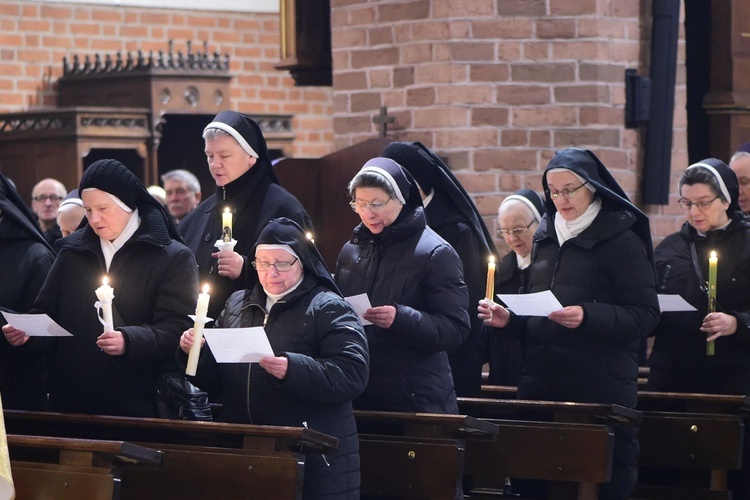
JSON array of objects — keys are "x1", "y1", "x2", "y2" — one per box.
[{"x1": 155, "y1": 372, "x2": 213, "y2": 421}]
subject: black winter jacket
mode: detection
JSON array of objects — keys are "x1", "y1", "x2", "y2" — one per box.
[
  {"x1": 178, "y1": 165, "x2": 312, "y2": 320},
  {"x1": 647, "y1": 214, "x2": 750, "y2": 393},
  {"x1": 30, "y1": 205, "x2": 198, "y2": 417},
  {"x1": 335, "y1": 206, "x2": 470, "y2": 413},
  {"x1": 183, "y1": 276, "x2": 368, "y2": 500},
  {"x1": 517, "y1": 208, "x2": 659, "y2": 409}
]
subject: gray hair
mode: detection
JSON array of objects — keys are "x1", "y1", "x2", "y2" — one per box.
[
  {"x1": 730, "y1": 151, "x2": 750, "y2": 164},
  {"x1": 347, "y1": 171, "x2": 397, "y2": 199},
  {"x1": 161, "y1": 169, "x2": 201, "y2": 193},
  {"x1": 202, "y1": 128, "x2": 232, "y2": 141}
]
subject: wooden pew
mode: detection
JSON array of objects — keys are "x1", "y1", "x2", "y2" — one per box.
[
  {"x1": 4, "y1": 410, "x2": 337, "y2": 499},
  {"x1": 8, "y1": 434, "x2": 161, "y2": 500},
  {"x1": 475, "y1": 386, "x2": 745, "y2": 500},
  {"x1": 354, "y1": 410, "x2": 615, "y2": 500}
]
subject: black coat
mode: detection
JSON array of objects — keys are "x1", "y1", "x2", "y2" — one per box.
[
  {"x1": 0, "y1": 218, "x2": 55, "y2": 410},
  {"x1": 518, "y1": 208, "x2": 660, "y2": 408},
  {"x1": 179, "y1": 166, "x2": 312, "y2": 320},
  {"x1": 647, "y1": 214, "x2": 750, "y2": 394},
  {"x1": 29, "y1": 205, "x2": 198, "y2": 417},
  {"x1": 184, "y1": 277, "x2": 369, "y2": 500},
  {"x1": 425, "y1": 194, "x2": 489, "y2": 396},
  {"x1": 335, "y1": 206, "x2": 470, "y2": 413}
]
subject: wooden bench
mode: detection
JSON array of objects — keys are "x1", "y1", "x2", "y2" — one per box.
[
  {"x1": 8, "y1": 434, "x2": 162, "y2": 500},
  {"x1": 355, "y1": 410, "x2": 615, "y2": 500},
  {"x1": 475, "y1": 386, "x2": 746, "y2": 500},
  {"x1": 4, "y1": 410, "x2": 337, "y2": 499}
]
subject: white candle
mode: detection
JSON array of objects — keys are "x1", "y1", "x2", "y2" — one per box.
[
  {"x1": 186, "y1": 284, "x2": 211, "y2": 376},
  {"x1": 486, "y1": 256, "x2": 496, "y2": 301},
  {"x1": 95, "y1": 276, "x2": 114, "y2": 333},
  {"x1": 222, "y1": 207, "x2": 233, "y2": 242}
]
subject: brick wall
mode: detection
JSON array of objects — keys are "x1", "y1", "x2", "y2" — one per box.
[
  {"x1": 0, "y1": 1, "x2": 334, "y2": 158},
  {"x1": 331, "y1": 0, "x2": 688, "y2": 248}
]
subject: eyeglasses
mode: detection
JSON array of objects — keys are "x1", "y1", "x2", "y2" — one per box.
[
  {"x1": 497, "y1": 220, "x2": 536, "y2": 238},
  {"x1": 677, "y1": 196, "x2": 720, "y2": 211},
  {"x1": 252, "y1": 257, "x2": 298, "y2": 272},
  {"x1": 349, "y1": 198, "x2": 392, "y2": 214},
  {"x1": 32, "y1": 195, "x2": 64, "y2": 203},
  {"x1": 546, "y1": 181, "x2": 589, "y2": 200}
]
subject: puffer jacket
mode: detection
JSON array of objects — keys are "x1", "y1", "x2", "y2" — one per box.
[
  {"x1": 184, "y1": 276, "x2": 369, "y2": 500},
  {"x1": 335, "y1": 206, "x2": 470, "y2": 413}
]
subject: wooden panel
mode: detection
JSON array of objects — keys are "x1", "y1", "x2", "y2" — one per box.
[
  {"x1": 118, "y1": 444, "x2": 303, "y2": 500},
  {"x1": 12, "y1": 463, "x2": 117, "y2": 500},
  {"x1": 359, "y1": 434, "x2": 464, "y2": 500}
]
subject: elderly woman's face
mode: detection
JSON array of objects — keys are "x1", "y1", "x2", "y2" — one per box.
[
  {"x1": 497, "y1": 202, "x2": 538, "y2": 258},
  {"x1": 205, "y1": 134, "x2": 257, "y2": 187},
  {"x1": 680, "y1": 183, "x2": 730, "y2": 233},
  {"x1": 352, "y1": 187, "x2": 402, "y2": 234},
  {"x1": 546, "y1": 170, "x2": 595, "y2": 222},
  {"x1": 81, "y1": 189, "x2": 132, "y2": 241},
  {"x1": 255, "y1": 248, "x2": 303, "y2": 295}
]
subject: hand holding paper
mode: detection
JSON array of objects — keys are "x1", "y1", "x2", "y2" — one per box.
[
  {"x1": 345, "y1": 293, "x2": 373, "y2": 326},
  {"x1": 496, "y1": 290, "x2": 564, "y2": 317}
]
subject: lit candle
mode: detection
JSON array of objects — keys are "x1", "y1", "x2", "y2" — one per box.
[
  {"x1": 95, "y1": 276, "x2": 114, "y2": 333},
  {"x1": 486, "y1": 256, "x2": 496, "y2": 302},
  {"x1": 222, "y1": 207, "x2": 233, "y2": 242},
  {"x1": 707, "y1": 250, "x2": 717, "y2": 356},
  {"x1": 306, "y1": 231, "x2": 315, "y2": 245},
  {"x1": 186, "y1": 284, "x2": 211, "y2": 376}
]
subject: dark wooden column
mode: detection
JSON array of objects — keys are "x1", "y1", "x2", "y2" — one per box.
[
  {"x1": 275, "y1": 0, "x2": 332, "y2": 86},
  {"x1": 703, "y1": 0, "x2": 750, "y2": 159}
]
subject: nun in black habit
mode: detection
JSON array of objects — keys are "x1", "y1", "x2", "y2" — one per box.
[
  {"x1": 178, "y1": 110, "x2": 313, "y2": 320},
  {"x1": 3, "y1": 159, "x2": 198, "y2": 417},
  {"x1": 382, "y1": 141, "x2": 497, "y2": 396},
  {"x1": 179, "y1": 217, "x2": 369, "y2": 500},
  {"x1": 479, "y1": 148, "x2": 659, "y2": 500},
  {"x1": 0, "y1": 172, "x2": 55, "y2": 410}
]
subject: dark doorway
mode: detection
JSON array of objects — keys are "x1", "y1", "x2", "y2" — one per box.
[
  {"x1": 157, "y1": 113, "x2": 215, "y2": 197},
  {"x1": 684, "y1": 0, "x2": 712, "y2": 164}
]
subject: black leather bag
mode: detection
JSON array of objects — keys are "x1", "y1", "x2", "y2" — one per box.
[{"x1": 155, "y1": 372, "x2": 213, "y2": 421}]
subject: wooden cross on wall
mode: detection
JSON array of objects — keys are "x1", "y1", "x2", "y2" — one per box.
[{"x1": 373, "y1": 106, "x2": 395, "y2": 138}]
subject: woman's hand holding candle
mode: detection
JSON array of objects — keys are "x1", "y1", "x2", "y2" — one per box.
[
  {"x1": 211, "y1": 249, "x2": 243, "y2": 279},
  {"x1": 95, "y1": 277, "x2": 115, "y2": 333}
]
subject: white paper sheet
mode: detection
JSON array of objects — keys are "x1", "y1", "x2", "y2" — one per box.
[
  {"x1": 495, "y1": 290, "x2": 564, "y2": 317},
  {"x1": 345, "y1": 293, "x2": 373, "y2": 326},
  {"x1": 202, "y1": 327, "x2": 274, "y2": 363},
  {"x1": 2, "y1": 312, "x2": 73, "y2": 337},
  {"x1": 658, "y1": 294, "x2": 697, "y2": 312}
]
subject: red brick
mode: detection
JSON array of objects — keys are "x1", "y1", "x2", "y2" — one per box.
[
  {"x1": 351, "y1": 47, "x2": 399, "y2": 68},
  {"x1": 472, "y1": 107, "x2": 510, "y2": 127},
  {"x1": 553, "y1": 41, "x2": 610, "y2": 61},
  {"x1": 435, "y1": 128, "x2": 499, "y2": 148},
  {"x1": 523, "y1": 42, "x2": 551, "y2": 61},
  {"x1": 579, "y1": 19, "x2": 627, "y2": 38},
  {"x1": 513, "y1": 107, "x2": 577, "y2": 127},
  {"x1": 433, "y1": 0, "x2": 495, "y2": 17},
  {"x1": 439, "y1": 85, "x2": 495, "y2": 105},
  {"x1": 608, "y1": 0, "x2": 640, "y2": 18},
  {"x1": 394, "y1": 66, "x2": 414, "y2": 87},
  {"x1": 332, "y1": 28, "x2": 366, "y2": 49},
  {"x1": 0, "y1": 3, "x2": 20, "y2": 15},
  {"x1": 500, "y1": 129, "x2": 528, "y2": 146},
  {"x1": 496, "y1": 85, "x2": 550, "y2": 105},
  {"x1": 406, "y1": 86, "x2": 435, "y2": 107},
  {"x1": 555, "y1": 85, "x2": 610, "y2": 103},
  {"x1": 411, "y1": 21, "x2": 451, "y2": 41},
  {"x1": 550, "y1": 0, "x2": 598, "y2": 16},
  {"x1": 351, "y1": 92, "x2": 382, "y2": 112},
  {"x1": 530, "y1": 130, "x2": 552, "y2": 148},
  {"x1": 378, "y1": 1, "x2": 430, "y2": 22},
  {"x1": 537, "y1": 19, "x2": 576, "y2": 39},
  {"x1": 554, "y1": 128, "x2": 621, "y2": 148},
  {"x1": 511, "y1": 63, "x2": 576, "y2": 82},
  {"x1": 450, "y1": 42, "x2": 496, "y2": 62},
  {"x1": 474, "y1": 19, "x2": 534, "y2": 39},
  {"x1": 580, "y1": 106, "x2": 625, "y2": 126},
  {"x1": 348, "y1": 5, "x2": 377, "y2": 26},
  {"x1": 496, "y1": 0, "x2": 546, "y2": 17},
  {"x1": 401, "y1": 43, "x2": 433, "y2": 64},
  {"x1": 334, "y1": 71, "x2": 368, "y2": 90},
  {"x1": 580, "y1": 63, "x2": 627, "y2": 83},
  {"x1": 470, "y1": 64, "x2": 509, "y2": 82},
  {"x1": 369, "y1": 69, "x2": 391, "y2": 88},
  {"x1": 414, "y1": 107, "x2": 469, "y2": 128},
  {"x1": 454, "y1": 172, "x2": 498, "y2": 192},
  {"x1": 369, "y1": 26, "x2": 393, "y2": 46},
  {"x1": 415, "y1": 63, "x2": 456, "y2": 84}
]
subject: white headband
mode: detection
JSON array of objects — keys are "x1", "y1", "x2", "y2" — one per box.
[
  {"x1": 359, "y1": 165, "x2": 407, "y2": 205},
  {"x1": 546, "y1": 168, "x2": 597, "y2": 193},
  {"x1": 204, "y1": 122, "x2": 259, "y2": 158},
  {"x1": 81, "y1": 188, "x2": 132, "y2": 213},
  {"x1": 256, "y1": 244, "x2": 299, "y2": 262},
  {"x1": 685, "y1": 162, "x2": 731, "y2": 204},
  {"x1": 500, "y1": 195, "x2": 542, "y2": 222}
]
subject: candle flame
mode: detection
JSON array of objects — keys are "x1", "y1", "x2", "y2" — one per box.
[
  {"x1": 306, "y1": 232, "x2": 313, "y2": 240},
  {"x1": 224, "y1": 207, "x2": 231, "y2": 214},
  {"x1": 202, "y1": 284, "x2": 210, "y2": 294},
  {"x1": 710, "y1": 250, "x2": 717, "y2": 259},
  {"x1": 102, "y1": 276, "x2": 109, "y2": 286},
  {"x1": 489, "y1": 255, "x2": 495, "y2": 264}
]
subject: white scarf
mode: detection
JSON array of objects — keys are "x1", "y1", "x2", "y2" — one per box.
[
  {"x1": 264, "y1": 274, "x2": 304, "y2": 312},
  {"x1": 100, "y1": 208, "x2": 141, "y2": 272},
  {"x1": 696, "y1": 218, "x2": 732, "y2": 237},
  {"x1": 554, "y1": 197, "x2": 602, "y2": 245},
  {"x1": 516, "y1": 253, "x2": 531, "y2": 270}
]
